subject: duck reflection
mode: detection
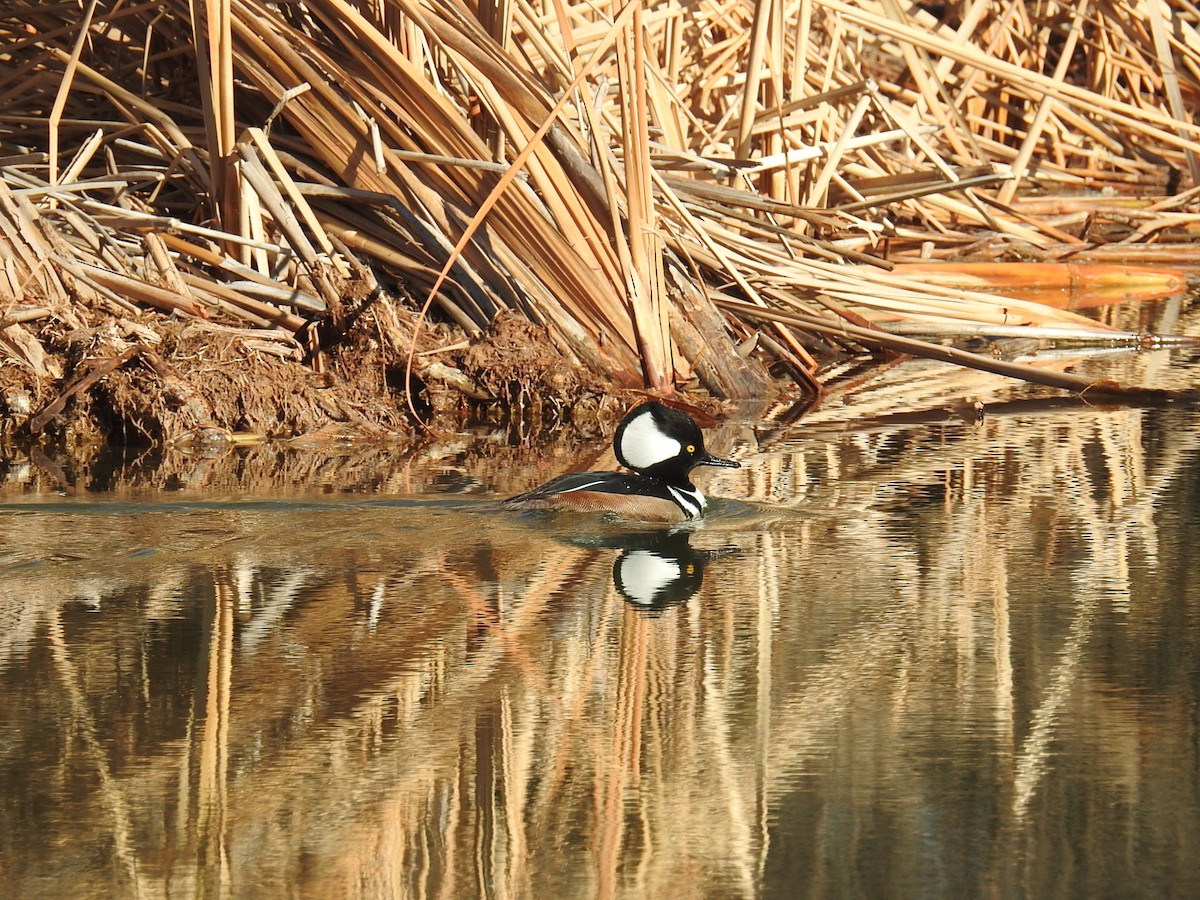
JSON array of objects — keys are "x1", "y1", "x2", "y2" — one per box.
[
  {"x1": 564, "y1": 528, "x2": 733, "y2": 612},
  {"x1": 613, "y1": 536, "x2": 706, "y2": 610}
]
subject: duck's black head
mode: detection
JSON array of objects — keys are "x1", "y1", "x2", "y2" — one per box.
[{"x1": 613, "y1": 401, "x2": 740, "y2": 485}]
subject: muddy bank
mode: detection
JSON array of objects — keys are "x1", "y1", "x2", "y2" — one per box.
[{"x1": 1, "y1": 289, "x2": 755, "y2": 489}]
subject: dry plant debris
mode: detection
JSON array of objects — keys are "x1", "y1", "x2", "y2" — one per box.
[{"x1": 2, "y1": 1, "x2": 1200, "y2": 449}]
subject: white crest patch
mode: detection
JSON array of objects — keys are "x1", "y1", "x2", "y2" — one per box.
[
  {"x1": 667, "y1": 485, "x2": 706, "y2": 519},
  {"x1": 615, "y1": 551, "x2": 679, "y2": 606},
  {"x1": 619, "y1": 410, "x2": 682, "y2": 469}
]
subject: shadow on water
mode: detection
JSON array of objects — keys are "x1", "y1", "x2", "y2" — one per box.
[{"x1": 5, "y1": 304, "x2": 1200, "y2": 897}]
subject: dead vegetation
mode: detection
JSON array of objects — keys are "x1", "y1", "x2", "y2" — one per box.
[{"x1": 2, "y1": 1, "x2": 1200, "y2": 453}]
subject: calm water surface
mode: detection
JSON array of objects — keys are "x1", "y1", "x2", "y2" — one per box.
[{"x1": 4, "y1": 302, "x2": 1200, "y2": 898}]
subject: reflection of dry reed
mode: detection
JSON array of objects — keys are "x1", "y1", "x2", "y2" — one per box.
[{"x1": 5, "y1": 343, "x2": 1200, "y2": 892}]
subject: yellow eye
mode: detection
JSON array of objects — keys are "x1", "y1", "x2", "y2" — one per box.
[{"x1": 686, "y1": 444, "x2": 696, "y2": 453}]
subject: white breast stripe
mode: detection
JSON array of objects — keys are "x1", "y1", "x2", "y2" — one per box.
[
  {"x1": 667, "y1": 485, "x2": 706, "y2": 519},
  {"x1": 619, "y1": 411, "x2": 682, "y2": 469}
]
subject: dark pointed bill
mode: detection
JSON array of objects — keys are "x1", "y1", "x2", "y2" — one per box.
[{"x1": 698, "y1": 452, "x2": 740, "y2": 469}]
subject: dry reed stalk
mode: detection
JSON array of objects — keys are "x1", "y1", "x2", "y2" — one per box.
[
  {"x1": 891, "y1": 261, "x2": 1188, "y2": 294},
  {"x1": 618, "y1": 0, "x2": 672, "y2": 390},
  {"x1": 46, "y1": 0, "x2": 99, "y2": 190},
  {"x1": 716, "y1": 295, "x2": 1194, "y2": 401},
  {"x1": 4, "y1": 0, "x2": 1200, "y2": 418}
]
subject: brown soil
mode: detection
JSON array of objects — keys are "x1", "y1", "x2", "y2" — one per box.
[
  {"x1": 1, "y1": 288, "x2": 669, "y2": 472},
  {"x1": 0, "y1": 298, "x2": 719, "y2": 496},
  {"x1": 450, "y1": 311, "x2": 621, "y2": 435}
]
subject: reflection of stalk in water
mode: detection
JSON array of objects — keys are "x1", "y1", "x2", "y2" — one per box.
[
  {"x1": 5, "y1": 369, "x2": 1199, "y2": 897},
  {"x1": 702, "y1": 599, "x2": 765, "y2": 897},
  {"x1": 595, "y1": 612, "x2": 648, "y2": 898},
  {"x1": 47, "y1": 615, "x2": 143, "y2": 892},
  {"x1": 196, "y1": 569, "x2": 235, "y2": 892},
  {"x1": 753, "y1": 533, "x2": 777, "y2": 889},
  {"x1": 1008, "y1": 413, "x2": 1143, "y2": 823},
  {"x1": 1010, "y1": 605, "x2": 1094, "y2": 821}
]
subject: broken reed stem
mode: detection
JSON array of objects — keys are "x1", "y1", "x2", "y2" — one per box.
[
  {"x1": 995, "y1": 0, "x2": 1089, "y2": 205},
  {"x1": 47, "y1": 0, "x2": 100, "y2": 189},
  {"x1": 1147, "y1": 0, "x2": 1200, "y2": 185},
  {"x1": 716, "y1": 296, "x2": 1198, "y2": 402}
]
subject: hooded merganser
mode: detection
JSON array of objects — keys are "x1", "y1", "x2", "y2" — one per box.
[{"x1": 503, "y1": 401, "x2": 740, "y2": 523}]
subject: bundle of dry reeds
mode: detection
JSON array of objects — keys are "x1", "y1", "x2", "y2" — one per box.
[{"x1": 2, "y1": 1, "x2": 1199, "y2": 438}]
